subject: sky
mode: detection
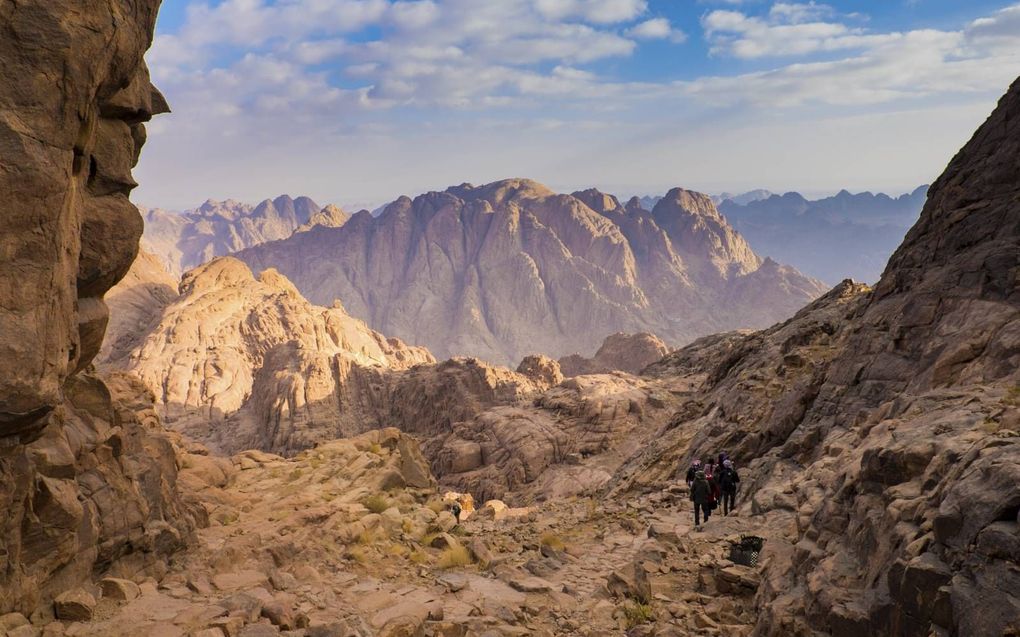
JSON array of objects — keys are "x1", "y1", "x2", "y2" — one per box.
[{"x1": 136, "y1": 0, "x2": 1020, "y2": 210}]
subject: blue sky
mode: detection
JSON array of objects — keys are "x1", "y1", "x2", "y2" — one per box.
[{"x1": 136, "y1": 0, "x2": 1020, "y2": 209}]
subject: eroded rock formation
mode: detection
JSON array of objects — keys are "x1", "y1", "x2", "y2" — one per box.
[
  {"x1": 119, "y1": 257, "x2": 435, "y2": 454},
  {"x1": 236, "y1": 179, "x2": 826, "y2": 366},
  {"x1": 557, "y1": 332, "x2": 670, "y2": 377},
  {"x1": 0, "y1": 0, "x2": 203, "y2": 615},
  {"x1": 98, "y1": 248, "x2": 179, "y2": 366}
]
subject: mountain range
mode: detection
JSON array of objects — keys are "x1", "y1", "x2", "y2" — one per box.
[
  {"x1": 142, "y1": 194, "x2": 349, "y2": 275},
  {"x1": 716, "y1": 186, "x2": 928, "y2": 284},
  {"x1": 233, "y1": 179, "x2": 826, "y2": 366}
]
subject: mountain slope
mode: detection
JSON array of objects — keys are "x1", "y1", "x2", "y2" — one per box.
[
  {"x1": 120, "y1": 257, "x2": 436, "y2": 454},
  {"x1": 98, "y1": 248, "x2": 180, "y2": 366},
  {"x1": 236, "y1": 179, "x2": 826, "y2": 366},
  {"x1": 610, "y1": 78, "x2": 1020, "y2": 636}
]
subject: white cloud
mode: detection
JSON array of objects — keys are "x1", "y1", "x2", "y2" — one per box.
[
  {"x1": 702, "y1": 7, "x2": 892, "y2": 59},
  {"x1": 533, "y1": 0, "x2": 648, "y2": 24},
  {"x1": 136, "y1": 0, "x2": 1020, "y2": 208},
  {"x1": 769, "y1": 2, "x2": 834, "y2": 25},
  {"x1": 627, "y1": 17, "x2": 687, "y2": 43}
]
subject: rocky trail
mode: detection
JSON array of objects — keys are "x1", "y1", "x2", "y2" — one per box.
[{"x1": 6, "y1": 429, "x2": 764, "y2": 637}]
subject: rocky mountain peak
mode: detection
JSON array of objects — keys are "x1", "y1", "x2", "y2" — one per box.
[
  {"x1": 571, "y1": 188, "x2": 623, "y2": 215},
  {"x1": 655, "y1": 187, "x2": 722, "y2": 219},
  {"x1": 624, "y1": 195, "x2": 645, "y2": 214},
  {"x1": 445, "y1": 178, "x2": 556, "y2": 206},
  {"x1": 651, "y1": 186, "x2": 763, "y2": 279},
  {"x1": 237, "y1": 180, "x2": 823, "y2": 365}
]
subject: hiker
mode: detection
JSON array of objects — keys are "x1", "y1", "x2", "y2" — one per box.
[
  {"x1": 703, "y1": 463, "x2": 720, "y2": 518},
  {"x1": 449, "y1": 500, "x2": 462, "y2": 523},
  {"x1": 684, "y1": 459, "x2": 703, "y2": 488},
  {"x1": 690, "y1": 470, "x2": 712, "y2": 529},
  {"x1": 719, "y1": 459, "x2": 740, "y2": 515}
]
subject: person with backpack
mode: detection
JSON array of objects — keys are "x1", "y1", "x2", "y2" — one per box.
[
  {"x1": 703, "y1": 463, "x2": 720, "y2": 516},
  {"x1": 719, "y1": 459, "x2": 740, "y2": 515},
  {"x1": 690, "y1": 470, "x2": 712, "y2": 529},
  {"x1": 684, "y1": 459, "x2": 703, "y2": 488}
]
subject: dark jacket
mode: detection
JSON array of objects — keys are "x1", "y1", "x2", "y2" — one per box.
[
  {"x1": 685, "y1": 466, "x2": 697, "y2": 484},
  {"x1": 719, "y1": 467, "x2": 740, "y2": 493},
  {"x1": 691, "y1": 478, "x2": 712, "y2": 504}
]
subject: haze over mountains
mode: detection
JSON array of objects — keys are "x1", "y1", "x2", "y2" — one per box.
[
  {"x1": 232, "y1": 179, "x2": 825, "y2": 365},
  {"x1": 142, "y1": 194, "x2": 349, "y2": 275},
  {"x1": 717, "y1": 186, "x2": 928, "y2": 284}
]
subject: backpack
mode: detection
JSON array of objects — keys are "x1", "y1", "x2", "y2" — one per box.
[{"x1": 720, "y1": 467, "x2": 737, "y2": 491}]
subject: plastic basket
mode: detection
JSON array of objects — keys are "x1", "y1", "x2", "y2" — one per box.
[{"x1": 729, "y1": 536, "x2": 765, "y2": 567}]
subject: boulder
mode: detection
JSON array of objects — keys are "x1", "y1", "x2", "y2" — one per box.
[
  {"x1": 606, "y1": 562, "x2": 651, "y2": 604},
  {"x1": 99, "y1": 577, "x2": 141, "y2": 601},
  {"x1": 53, "y1": 589, "x2": 96, "y2": 622}
]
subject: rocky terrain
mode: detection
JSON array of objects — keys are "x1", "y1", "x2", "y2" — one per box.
[
  {"x1": 142, "y1": 196, "x2": 349, "y2": 276},
  {"x1": 2, "y1": 1, "x2": 1019, "y2": 635},
  {"x1": 8, "y1": 427, "x2": 766, "y2": 637},
  {"x1": 118, "y1": 257, "x2": 435, "y2": 455},
  {"x1": 235, "y1": 180, "x2": 826, "y2": 366},
  {"x1": 608, "y1": 80, "x2": 1020, "y2": 635},
  {"x1": 718, "y1": 186, "x2": 927, "y2": 284}
]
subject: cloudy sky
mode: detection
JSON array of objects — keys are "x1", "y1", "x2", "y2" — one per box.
[{"x1": 137, "y1": 0, "x2": 1020, "y2": 209}]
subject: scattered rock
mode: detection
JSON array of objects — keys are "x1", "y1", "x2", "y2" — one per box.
[{"x1": 54, "y1": 590, "x2": 96, "y2": 622}]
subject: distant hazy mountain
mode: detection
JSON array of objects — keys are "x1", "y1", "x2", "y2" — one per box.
[
  {"x1": 712, "y1": 189, "x2": 774, "y2": 206},
  {"x1": 141, "y1": 195, "x2": 349, "y2": 275},
  {"x1": 717, "y1": 186, "x2": 928, "y2": 284},
  {"x1": 235, "y1": 178, "x2": 826, "y2": 366}
]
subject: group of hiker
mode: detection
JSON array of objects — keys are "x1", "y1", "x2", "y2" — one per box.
[{"x1": 684, "y1": 452, "x2": 740, "y2": 528}]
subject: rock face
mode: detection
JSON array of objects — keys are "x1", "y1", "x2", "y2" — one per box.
[
  {"x1": 120, "y1": 257, "x2": 435, "y2": 454},
  {"x1": 558, "y1": 332, "x2": 670, "y2": 377},
  {"x1": 98, "y1": 248, "x2": 179, "y2": 366},
  {"x1": 613, "y1": 78, "x2": 1020, "y2": 637},
  {"x1": 0, "y1": 0, "x2": 206, "y2": 615},
  {"x1": 141, "y1": 195, "x2": 346, "y2": 276},
  {"x1": 236, "y1": 179, "x2": 826, "y2": 366}
]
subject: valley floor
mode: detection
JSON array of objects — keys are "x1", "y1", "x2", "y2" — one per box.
[{"x1": 36, "y1": 430, "x2": 763, "y2": 637}]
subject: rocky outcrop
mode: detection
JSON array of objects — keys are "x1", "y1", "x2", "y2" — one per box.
[
  {"x1": 558, "y1": 332, "x2": 670, "y2": 377},
  {"x1": 611, "y1": 77, "x2": 1020, "y2": 637},
  {"x1": 141, "y1": 195, "x2": 345, "y2": 275},
  {"x1": 98, "y1": 249, "x2": 179, "y2": 366},
  {"x1": 236, "y1": 178, "x2": 826, "y2": 366},
  {"x1": 0, "y1": 0, "x2": 203, "y2": 615},
  {"x1": 428, "y1": 372, "x2": 679, "y2": 502},
  {"x1": 119, "y1": 257, "x2": 435, "y2": 454}
]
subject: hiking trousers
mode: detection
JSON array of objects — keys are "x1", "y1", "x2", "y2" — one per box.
[
  {"x1": 694, "y1": 502, "x2": 711, "y2": 526},
  {"x1": 722, "y1": 490, "x2": 736, "y2": 515}
]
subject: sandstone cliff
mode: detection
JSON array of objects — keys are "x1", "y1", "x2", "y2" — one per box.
[
  {"x1": 0, "y1": 0, "x2": 202, "y2": 616},
  {"x1": 142, "y1": 195, "x2": 347, "y2": 276},
  {"x1": 120, "y1": 257, "x2": 435, "y2": 454},
  {"x1": 236, "y1": 179, "x2": 826, "y2": 366}
]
